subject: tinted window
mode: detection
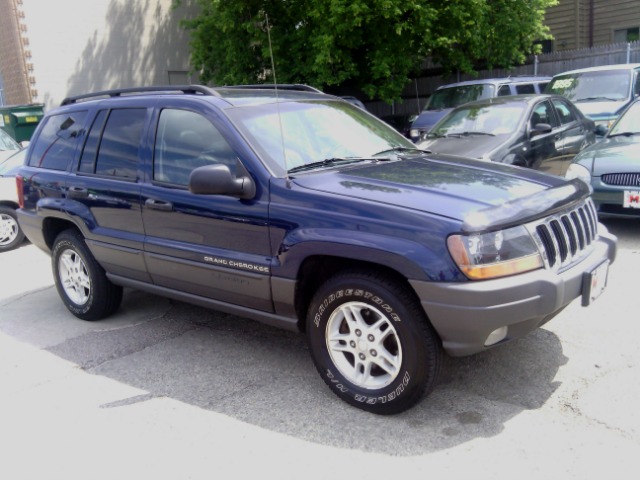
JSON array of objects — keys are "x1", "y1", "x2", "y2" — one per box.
[
  {"x1": 153, "y1": 109, "x2": 237, "y2": 186},
  {"x1": 515, "y1": 84, "x2": 535, "y2": 94},
  {"x1": 498, "y1": 85, "x2": 511, "y2": 96},
  {"x1": 551, "y1": 99, "x2": 576, "y2": 125},
  {"x1": 28, "y1": 111, "x2": 86, "y2": 170},
  {"x1": 78, "y1": 110, "x2": 108, "y2": 173},
  {"x1": 95, "y1": 109, "x2": 146, "y2": 178}
]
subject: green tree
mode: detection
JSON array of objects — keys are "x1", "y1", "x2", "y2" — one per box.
[{"x1": 176, "y1": 0, "x2": 556, "y2": 102}]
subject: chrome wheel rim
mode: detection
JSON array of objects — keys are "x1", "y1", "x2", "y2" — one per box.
[
  {"x1": 58, "y1": 249, "x2": 91, "y2": 305},
  {"x1": 0, "y1": 213, "x2": 19, "y2": 246},
  {"x1": 326, "y1": 301, "x2": 402, "y2": 389}
]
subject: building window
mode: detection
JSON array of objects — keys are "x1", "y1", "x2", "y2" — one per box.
[{"x1": 614, "y1": 27, "x2": 639, "y2": 43}]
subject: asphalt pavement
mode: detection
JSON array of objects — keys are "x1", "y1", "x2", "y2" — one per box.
[{"x1": 1, "y1": 218, "x2": 639, "y2": 480}]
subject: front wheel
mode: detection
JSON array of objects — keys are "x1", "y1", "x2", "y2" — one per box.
[
  {"x1": 52, "y1": 229, "x2": 123, "y2": 320},
  {"x1": 306, "y1": 270, "x2": 443, "y2": 414}
]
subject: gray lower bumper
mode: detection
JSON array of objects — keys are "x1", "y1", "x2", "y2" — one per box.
[{"x1": 410, "y1": 229, "x2": 617, "y2": 357}]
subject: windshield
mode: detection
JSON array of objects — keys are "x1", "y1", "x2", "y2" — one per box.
[
  {"x1": 430, "y1": 103, "x2": 525, "y2": 137},
  {"x1": 227, "y1": 100, "x2": 414, "y2": 176},
  {"x1": 0, "y1": 129, "x2": 21, "y2": 152},
  {"x1": 424, "y1": 84, "x2": 496, "y2": 111},
  {"x1": 609, "y1": 101, "x2": 640, "y2": 136},
  {"x1": 546, "y1": 70, "x2": 632, "y2": 102}
]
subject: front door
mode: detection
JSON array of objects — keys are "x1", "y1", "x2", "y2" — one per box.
[{"x1": 141, "y1": 107, "x2": 273, "y2": 311}]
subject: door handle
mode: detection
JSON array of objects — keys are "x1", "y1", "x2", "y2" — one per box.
[
  {"x1": 145, "y1": 198, "x2": 173, "y2": 211},
  {"x1": 67, "y1": 186, "x2": 88, "y2": 198}
]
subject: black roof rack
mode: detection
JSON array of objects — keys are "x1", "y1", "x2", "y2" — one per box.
[
  {"x1": 60, "y1": 85, "x2": 218, "y2": 106},
  {"x1": 221, "y1": 84, "x2": 323, "y2": 93}
]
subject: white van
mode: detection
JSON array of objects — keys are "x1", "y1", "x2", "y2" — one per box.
[{"x1": 545, "y1": 64, "x2": 640, "y2": 134}]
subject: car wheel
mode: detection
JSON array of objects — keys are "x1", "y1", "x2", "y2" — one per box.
[
  {"x1": 52, "y1": 229, "x2": 123, "y2": 320},
  {"x1": 0, "y1": 207, "x2": 25, "y2": 252},
  {"x1": 306, "y1": 269, "x2": 443, "y2": 414}
]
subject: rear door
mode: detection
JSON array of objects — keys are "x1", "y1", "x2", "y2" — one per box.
[
  {"x1": 72, "y1": 106, "x2": 150, "y2": 282},
  {"x1": 140, "y1": 105, "x2": 273, "y2": 311}
]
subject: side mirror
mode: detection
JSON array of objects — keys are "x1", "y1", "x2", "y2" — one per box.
[
  {"x1": 594, "y1": 124, "x2": 608, "y2": 136},
  {"x1": 189, "y1": 161, "x2": 256, "y2": 199},
  {"x1": 530, "y1": 123, "x2": 552, "y2": 136}
]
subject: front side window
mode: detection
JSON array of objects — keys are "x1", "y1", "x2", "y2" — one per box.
[
  {"x1": 94, "y1": 108, "x2": 146, "y2": 178},
  {"x1": 153, "y1": 109, "x2": 237, "y2": 186},
  {"x1": 530, "y1": 101, "x2": 559, "y2": 129},
  {"x1": 28, "y1": 111, "x2": 86, "y2": 170}
]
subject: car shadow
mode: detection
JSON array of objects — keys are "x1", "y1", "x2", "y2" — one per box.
[{"x1": 36, "y1": 290, "x2": 567, "y2": 456}]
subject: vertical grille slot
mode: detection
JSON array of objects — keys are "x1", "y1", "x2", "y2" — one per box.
[{"x1": 531, "y1": 198, "x2": 598, "y2": 271}]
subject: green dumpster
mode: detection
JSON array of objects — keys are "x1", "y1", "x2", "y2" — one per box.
[{"x1": 0, "y1": 104, "x2": 44, "y2": 143}]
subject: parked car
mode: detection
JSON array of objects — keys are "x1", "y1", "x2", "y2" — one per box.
[
  {"x1": 566, "y1": 98, "x2": 640, "y2": 217},
  {"x1": 0, "y1": 148, "x2": 26, "y2": 251},
  {"x1": 0, "y1": 127, "x2": 22, "y2": 163},
  {"x1": 409, "y1": 76, "x2": 551, "y2": 142},
  {"x1": 416, "y1": 94, "x2": 596, "y2": 176},
  {"x1": 17, "y1": 85, "x2": 616, "y2": 414},
  {"x1": 545, "y1": 63, "x2": 640, "y2": 134}
]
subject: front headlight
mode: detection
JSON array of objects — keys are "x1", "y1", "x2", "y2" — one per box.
[
  {"x1": 409, "y1": 128, "x2": 419, "y2": 139},
  {"x1": 447, "y1": 225, "x2": 543, "y2": 280},
  {"x1": 565, "y1": 163, "x2": 591, "y2": 185}
]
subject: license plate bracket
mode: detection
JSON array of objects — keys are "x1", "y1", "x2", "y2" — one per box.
[
  {"x1": 623, "y1": 190, "x2": 640, "y2": 209},
  {"x1": 582, "y1": 260, "x2": 609, "y2": 306}
]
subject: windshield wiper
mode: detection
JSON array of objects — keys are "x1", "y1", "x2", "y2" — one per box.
[
  {"x1": 608, "y1": 131, "x2": 640, "y2": 138},
  {"x1": 575, "y1": 96, "x2": 619, "y2": 102},
  {"x1": 287, "y1": 157, "x2": 373, "y2": 174},
  {"x1": 445, "y1": 131, "x2": 495, "y2": 137},
  {"x1": 372, "y1": 146, "x2": 430, "y2": 156}
]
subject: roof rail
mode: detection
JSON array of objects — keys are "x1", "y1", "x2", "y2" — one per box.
[
  {"x1": 221, "y1": 84, "x2": 323, "y2": 93},
  {"x1": 60, "y1": 85, "x2": 218, "y2": 106}
]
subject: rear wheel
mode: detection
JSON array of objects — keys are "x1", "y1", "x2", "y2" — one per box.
[
  {"x1": 0, "y1": 207, "x2": 25, "y2": 252},
  {"x1": 52, "y1": 229, "x2": 123, "y2": 320},
  {"x1": 306, "y1": 270, "x2": 442, "y2": 414}
]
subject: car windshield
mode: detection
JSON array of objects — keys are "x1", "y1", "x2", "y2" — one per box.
[
  {"x1": 424, "y1": 84, "x2": 496, "y2": 111},
  {"x1": 546, "y1": 70, "x2": 632, "y2": 102},
  {"x1": 0, "y1": 129, "x2": 21, "y2": 152},
  {"x1": 227, "y1": 100, "x2": 414, "y2": 176},
  {"x1": 608, "y1": 101, "x2": 640, "y2": 136},
  {"x1": 430, "y1": 103, "x2": 525, "y2": 137}
]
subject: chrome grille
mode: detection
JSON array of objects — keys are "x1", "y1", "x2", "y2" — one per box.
[
  {"x1": 529, "y1": 198, "x2": 598, "y2": 271},
  {"x1": 601, "y1": 172, "x2": 640, "y2": 186}
]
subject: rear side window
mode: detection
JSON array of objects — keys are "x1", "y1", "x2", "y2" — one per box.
[
  {"x1": 515, "y1": 84, "x2": 535, "y2": 94},
  {"x1": 92, "y1": 108, "x2": 146, "y2": 179},
  {"x1": 28, "y1": 111, "x2": 87, "y2": 170},
  {"x1": 497, "y1": 85, "x2": 511, "y2": 96}
]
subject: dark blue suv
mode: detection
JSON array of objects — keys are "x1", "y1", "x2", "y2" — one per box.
[{"x1": 16, "y1": 85, "x2": 616, "y2": 414}]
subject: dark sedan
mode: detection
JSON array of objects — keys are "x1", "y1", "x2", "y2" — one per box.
[
  {"x1": 566, "y1": 98, "x2": 640, "y2": 218},
  {"x1": 416, "y1": 94, "x2": 596, "y2": 176}
]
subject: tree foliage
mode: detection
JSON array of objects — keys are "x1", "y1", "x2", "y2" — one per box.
[{"x1": 176, "y1": 0, "x2": 557, "y2": 101}]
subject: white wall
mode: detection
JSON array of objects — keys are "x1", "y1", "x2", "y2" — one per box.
[{"x1": 22, "y1": 0, "x2": 199, "y2": 109}]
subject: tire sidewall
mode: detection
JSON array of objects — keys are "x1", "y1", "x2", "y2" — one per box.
[
  {"x1": 52, "y1": 234, "x2": 97, "y2": 317},
  {"x1": 307, "y1": 275, "x2": 430, "y2": 413}
]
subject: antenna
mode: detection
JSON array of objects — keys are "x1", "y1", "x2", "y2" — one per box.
[{"x1": 265, "y1": 13, "x2": 289, "y2": 179}]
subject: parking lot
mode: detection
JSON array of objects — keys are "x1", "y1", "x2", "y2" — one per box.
[{"x1": 1, "y1": 217, "x2": 639, "y2": 480}]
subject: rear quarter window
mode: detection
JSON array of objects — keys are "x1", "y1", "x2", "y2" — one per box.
[{"x1": 28, "y1": 111, "x2": 87, "y2": 170}]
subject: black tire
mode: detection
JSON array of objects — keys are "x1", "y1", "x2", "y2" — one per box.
[
  {"x1": 0, "y1": 207, "x2": 25, "y2": 252},
  {"x1": 52, "y1": 229, "x2": 123, "y2": 321},
  {"x1": 306, "y1": 270, "x2": 443, "y2": 414}
]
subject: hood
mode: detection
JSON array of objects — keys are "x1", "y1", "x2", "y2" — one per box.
[
  {"x1": 573, "y1": 100, "x2": 629, "y2": 119},
  {"x1": 579, "y1": 136, "x2": 640, "y2": 176},
  {"x1": 292, "y1": 154, "x2": 576, "y2": 230},
  {"x1": 411, "y1": 109, "x2": 452, "y2": 130},
  {"x1": 418, "y1": 134, "x2": 508, "y2": 159}
]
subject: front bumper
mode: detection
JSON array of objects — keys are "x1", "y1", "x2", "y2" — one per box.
[{"x1": 410, "y1": 227, "x2": 617, "y2": 356}]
